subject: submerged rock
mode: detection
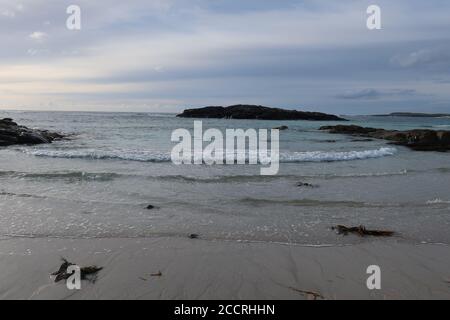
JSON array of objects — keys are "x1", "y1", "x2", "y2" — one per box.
[
  {"x1": 0, "y1": 118, "x2": 63, "y2": 147},
  {"x1": 351, "y1": 138, "x2": 374, "y2": 142},
  {"x1": 296, "y1": 182, "x2": 318, "y2": 188},
  {"x1": 273, "y1": 125, "x2": 289, "y2": 130},
  {"x1": 177, "y1": 105, "x2": 347, "y2": 121},
  {"x1": 320, "y1": 125, "x2": 450, "y2": 152}
]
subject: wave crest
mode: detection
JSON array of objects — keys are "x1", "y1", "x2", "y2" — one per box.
[
  {"x1": 22, "y1": 147, "x2": 397, "y2": 163},
  {"x1": 280, "y1": 147, "x2": 397, "y2": 162},
  {"x1": 0, "y1": 170, "x2": 120, "y2": 182},
  {"x1": 23, "y1": 149, "x2": 171, "y2": 162},
  {"x1": 427, "y1": 198, "x2": 450, "y2": 204}
]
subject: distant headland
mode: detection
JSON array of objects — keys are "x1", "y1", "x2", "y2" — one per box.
[
  {"x1": 373, "y1": 112, "x2": 450, "y2": 118},
  {"x1": 177, "y1": 105, "x2": 347, "y2": 121}
]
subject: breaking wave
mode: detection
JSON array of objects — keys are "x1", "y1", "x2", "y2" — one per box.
[
  {"x1": 0, "y1": 170, "x2": 121, "y2": 182},
  {"x1": 22, "y1": 147, "x2": 397, "y2": 163},
  {"x1": 239, "y1": 197, "x2": 383, "y2": 208},
  {"x1": 0, "y1": 169, "x2": 409, "y2": 184},
  {"x1": 22, "y1": 149, "x2": 171, "y2": 162},
  {"x1": 280, "y1": 147, "x2": 397, "y2": 162},
  {"x1": 427, "y1": 198, "x2": 450, "y2": 204}
]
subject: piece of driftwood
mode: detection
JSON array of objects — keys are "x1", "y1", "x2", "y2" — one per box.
[
  {"x1": 139, "y1": 271, "x2": 162, "y2": 280},
  {"x1": 289, "y1": 287, "x2": 324, "y2": 300},
  {"x1": 332, "y1": 225, "x2": 395, "y2": 237},
  {"x1": 52, "y1": 258, "x2": 103, "y2": 283}
]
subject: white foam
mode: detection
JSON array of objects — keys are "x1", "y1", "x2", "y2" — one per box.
[
  {"x1": 22, "y1": 147, "x2": 397, "y2": 163},
  {"x1": 280, "y1": 147, "x2": 397, "y2": 163},
  {"x1": 23, "y1": 149, "x2": 171, "y2": 162},
  {"x1": 427, "y1": 198, "x2": 450, "y2": 204}
]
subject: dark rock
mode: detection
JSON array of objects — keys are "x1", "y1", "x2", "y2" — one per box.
[
  {"x1": 0, "y1": 134, "x2": 18, "y2": 143},
  {"x1": 0, "y1": 118, "x2": 17, "y2": 126},
  {"x1": 296, "y1": 182, "x2": 318, "y2": 188},
  {"x1": 320, "y1": 125, "x2": 378, "y2": 135},
  {"x1": 351, "y1": 138, "x2": 374, "y2": 142},
  {"x1": 311, "y1": 139, "x2": 337, "y2": 143},
  {"x1": 273, "y1": 125, "x2": 289, "y2": 130},
  {"x1": 0, "y1": 118, "x2": 63, "y2": 147},
  {"x1": 146, "y1": 205, "x2": 156, "y2": 210},
  {"x1": 18, "y1": 132, "x2": 49, "y2": 144},
  {"x1": 177, "y1": 105, "x2": 347, "y2": 121},
  {"x1": 438, "y1": 131, "x2": 450, "y2": 144},
  {"x1": 320, "y1": 125, "x2": 450, "y2": 152},
  {"x1": 189, "y1": 234, "x2": 199, "y2": 239}
]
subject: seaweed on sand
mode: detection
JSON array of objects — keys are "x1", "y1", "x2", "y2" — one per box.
[
  {"x1": 288, "y1": 287, "x2": 325, "y2": 300},
  {"x1": 52, "y1": 258, "x2": 103, "y2": 283},
  {"x1": 332, "y1": 225, "x2": 395, "y2": 237}
]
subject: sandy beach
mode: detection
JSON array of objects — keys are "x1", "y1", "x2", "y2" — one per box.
[{"x1": 1, "y1": 237, "x2": 449, "y2": 300}]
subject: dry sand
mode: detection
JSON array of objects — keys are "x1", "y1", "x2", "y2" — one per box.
[{"x1": 0, "y1": 237, "x2": 449, "y2": 300}]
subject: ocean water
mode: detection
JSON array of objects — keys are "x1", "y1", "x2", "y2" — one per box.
[{"x1": 1, "y1": 111, "x2": 450, "y2": 245}]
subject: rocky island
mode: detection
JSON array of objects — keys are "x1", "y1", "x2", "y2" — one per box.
[
  {"x1": 320, "y1": 125, "x2": 450, "y2": 152},
  {"x1": 177, "y1": 105, "x2": 347, "y2": 121},
  {"x1": 0, "y1": 118, "x2": 64, "y2": 147}
]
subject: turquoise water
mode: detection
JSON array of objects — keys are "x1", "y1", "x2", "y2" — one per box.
[{"x1": 1, "y1": 111, "x2": 450, "y2": 245}]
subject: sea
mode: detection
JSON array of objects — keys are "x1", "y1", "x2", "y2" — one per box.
[{"x1": 1, "y1": 110, "x2": 450, "y2": 246}]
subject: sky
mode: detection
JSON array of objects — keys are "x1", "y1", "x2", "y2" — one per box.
[{"x1": 1, "y1": 0, "x2": 450, "y2": 114}]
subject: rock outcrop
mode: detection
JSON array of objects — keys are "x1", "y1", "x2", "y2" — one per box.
[
  {"x1": 0, "y1": 118, "x2": 64, "y2": 147},
  {"x1": 273, "y1": 125, "x2": 289, "y2": 130},
  {"x1": 177, "y1": 105, "x2": 347, "y2": 121},
  {"x1": 320, "y1": 125, "x2": 450, "y2": 152}
]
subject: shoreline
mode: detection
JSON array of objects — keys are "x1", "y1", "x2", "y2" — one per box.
[{"x1": 1, "y1": 236, "x2": 449, "y2": 300}]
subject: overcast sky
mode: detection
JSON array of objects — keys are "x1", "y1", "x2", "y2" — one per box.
[{"x1": 1, "y1": 0, "x2": 450, "y2": 114}]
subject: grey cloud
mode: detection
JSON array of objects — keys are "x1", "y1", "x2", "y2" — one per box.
[
  {"x1": 391, "y1": 48, "x2": 450, "y2": 68},
  {"x1": 1, "y1": 9, "x2": 15, "y2": 17},
  {"x1": 336, "y1": 89, "x2": 417, "y2": 100},
  {"x1": 0, "y1": 2, "x2": 23, "y2": 17},
  {"x1": 29, "y1": 31, "x2": 48, "y2": 41},
  {"x1": 1, "y1": 0, "x2": 450, "y2": 113},
  {"x1": 337, "y1": 89, "x2": 381, "y2": 100}
]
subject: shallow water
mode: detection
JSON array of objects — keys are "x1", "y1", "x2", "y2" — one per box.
[{"x1": 1, "y1": 111, "x2": 450, "y2": 245}]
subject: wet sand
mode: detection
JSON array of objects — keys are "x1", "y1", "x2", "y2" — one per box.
[{"x1": 0, "y1": 237, "x2": 449, "y2": 300}]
